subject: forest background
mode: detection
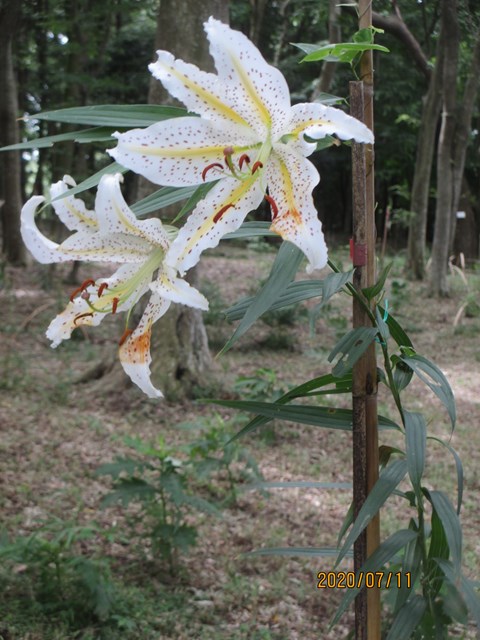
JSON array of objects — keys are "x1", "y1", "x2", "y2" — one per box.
[{"x1": 1, "y1": 0, "x2": 480, "y2": 639}]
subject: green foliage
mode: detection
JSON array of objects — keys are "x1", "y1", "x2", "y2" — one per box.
[
  {"x1": 0, "y1": 519, "x2": 115, "y2": 628},
  {"x1": 97, "y1": 436, "x2": 220, "y2": 571}
]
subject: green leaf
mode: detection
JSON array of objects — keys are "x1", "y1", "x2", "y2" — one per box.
[
  {"x1": 225, "y1": 373, "x2": 352, "y2": 443},
  {"x1": 386, "y1": 595, "x2": 427, "y2": 640},
  {"x1": 131, "y1": 185, "x2": 200, "y2": 218},
  {"x1": 210, "y1": 399, "x2": 400, "y2": 438},
  {"x1": 95, "y1": 457, "x2": 151, "y2": 479},
  {"x1": 384, "y1": 310, "x2": 413, "y2": 349},
  {"x1": 428, "y1": 490, "x2": 462, "y2": 571},
  {"x1": 394, "y1": 522, "x2": 422, "y2": 613},
  {"x1": 300, "y1": 41, "x2": 389, "y2": 64},
  {"x1": 335, "y1": 459, "x2": 407, "y2": 566},
  {"x1": 401, "y1": 355, "x2": 456, "y2": 430},
  {"x1": 427, "y1": 507, "x2": 450, "y2": 598},
  {"x1": 246, "y1": 546, "x2": 352, "y2": 558},
  {"x1": 328, "y1": 327, "x2": 378, "y2": 377},
  {"x1": 362, "y1": 263, "x2": 393, "y2": 300},
  {"x1": 27, "y1": 104, "x2": 186, "y2": 126},
  {"x1": 428, "y1": 437, "x2": 463, "y2": 514},
  {"x1": 376, "y1": 306, "x2": 390, "y2": 344},
  {"x1": 173, "y1": 181, "x2": 217, "y2": 222},
  {"x1": 100, "y1": 478, "x2": 156, "y2": 507},
  {"x1": 331, "y1": 529, "x2": 417, "y2": 625},
  {"x1": 225, "y1": 279, "x2": 324, "y2": 321},
  {"x1": 0, "y1": 126, "x2": 118, "y2": 151},
  {"x1": 48, "y1": 162, "x2": 127, "y2": 200},
  {"x1": 337, "y1": 501, "x2": 354, "y2": 546},
  {"x1": 435, "y1": 559, "x2": 480, "y2": 628},
  {"x1": 404, "y1": 411, "x2": 426, "y2": 499},
  {"x1": 223, "y1": 221, "x2": 278, "y2": 239},
  {"x1": 220, "y1": 242, "x2": 303, "y2": 354},
  {"x1": 392, "y1": 357, "x2": 414, "y2": 392}
]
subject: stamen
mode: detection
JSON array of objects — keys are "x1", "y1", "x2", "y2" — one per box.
[
  {"x1": 112, "y1": 297, "x2": 119, "y2": 314},
  {"x1": 213, "y1": 203, "x2": 234, "y2": 223},
  {"x1": 223, "y1": 146, "x2": 236, "y2": 173},
  {"x1": 264, "y1": 195, "x2": 279, "y2": 219},
  {"x1": 251, "y1": 161, "x2": 264, "y2": 174},
  {"x1": 238, "y1": 154, "x2": 250, "y2": 170},
  {"x1": 81, "y1": 291, "x2": 90, "y2": 300},
  {"x1": 118, "y1": 328, "x2": 133, "y2": 346},
  {"x1": 97, "y1": 282, "x2": 109, "y2": 297},
  {"x1": 74, "y1": 312, "x2": 94, "y2": 326},
  {"x1": 69, "y1": 278, "x2": 95, "y2": 302},
  {"x1": 202, "y1": 162, "x2": 224, "y2": 182}
]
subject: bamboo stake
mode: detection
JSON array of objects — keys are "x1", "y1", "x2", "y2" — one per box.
[{"x1": 351, "y1": 1, "x2": 380, "y2": 637}]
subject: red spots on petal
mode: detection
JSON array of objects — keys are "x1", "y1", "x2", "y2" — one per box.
[
  {"x1": 213, "y1": 203, "x2": 234, "y2": 223},
  {"x1": 118, "y1": 328, "x2": 134, "y2": 346},
  {"x1": 122, "y1": 331, "x2": 151, "y2": 364}
]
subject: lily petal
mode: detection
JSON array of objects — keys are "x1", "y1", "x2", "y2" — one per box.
[
  {"x1": 205, "y1": 17, "x2": 290, "y2": 139},
  {"x1": 46, "y1": 263, "x2": 152, "y2": 347},
  {"x1": 58, "y1": 231, "x2": 153, "y2": 263},
  {"x1": 165, "y1": 174, "x2": 265, "y2": 275},
  {"x1": 95, "y1": 173, "x2": 170, "y2": 248},
  {"x1": 50, "y1": 176, "x2": 98, "y2": 232},
  {"x1": 287, "y1": 103, "x2": 374, "y2": 156},
  {"x1": 267, "y1": 145, "x2": 328, "y2": 273},
  {"x1": 21, "y1": 196, "x2": 65, "y2": 264},
  {"x1": 119, "y1": 293, "x2": 170, "y2": 399},
  {"x1": 151, "y1": 266, "x2": 209, "y2": 310},
  {"x1": 109, "y1": 117, "x2": 256, "y2": 187},
  {"x1": 149, "y1": 51, "x2": 251, "y2": 131}
]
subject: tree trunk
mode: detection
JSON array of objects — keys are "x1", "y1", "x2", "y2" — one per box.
[
  {"x1": 406, "y1": 17, "x2": 445, "y2": 280},
  {"x1": 0, "y1": 0, "x2": 25, "y2": 265},
  {"x1": 430, "y1": 0, "x2": 459, "y2": 296},
  {"x1": 139, "y1": 0, "x2": 229, "y2": 398},
  {"x1": 449, "y1": 32, "x2": 480, "y2": 258}
]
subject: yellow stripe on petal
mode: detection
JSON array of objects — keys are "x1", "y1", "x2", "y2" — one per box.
[{"x1": 229, "y1": 53, "x2": 272, "y2": 127}]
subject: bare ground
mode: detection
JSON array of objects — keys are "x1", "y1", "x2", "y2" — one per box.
[{"x1": 0, "y1": 245, "x2": 479, "y2": 639}]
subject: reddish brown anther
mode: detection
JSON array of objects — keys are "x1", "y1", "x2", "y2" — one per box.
[
  {"x1": 202, "y1": 162, "x2": 224, "y2": 182},
  {"x1": 69, "y1": 278, "x2": 95, "y2": 302},
  {"x1": 118, "y1": 328, "x2": 134, "y2": 346},
  {"x1": 264, "y1": 194, "x2": 279, "y2": 219},
  {"x1": 251, "y1": 161, "x2": 264, "y2": 174},
  {"x1": 213, "y1": 203, "x2": 234, "y2": 223},
  {"x1": 238, "y1": 154, "x2": 250, "y2": 169},
  {"x1": 112, "y1": 297, "x2": 119, "y2": 314},
  {"x1": 73, "y1": 312, "x2": 94, "y2": 326},
  {"x1": 97, "y1": 282, "x2": 109, "y2": 297}
]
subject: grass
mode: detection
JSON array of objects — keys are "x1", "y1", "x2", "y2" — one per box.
[{"x1": 0, "y1": 246, "x2": 479, "y2": 638}]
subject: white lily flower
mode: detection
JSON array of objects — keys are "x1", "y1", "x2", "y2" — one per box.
[
  {"x1": 109, "y1": 17, "x2": 374, "y2": 275},
  {"x1": 20, "y1": 173, "x2": 208, "y2": 399}
]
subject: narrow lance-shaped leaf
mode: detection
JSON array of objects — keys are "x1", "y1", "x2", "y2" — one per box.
[
  {"x1": 427, "y1": 490, "x2": 462, "y2": 572},
  {"x1": 219, "y1": 242, "x2": 304, "y2": 354},
  {"x1": 335, "y1": 459, "x2": 408, "y2": 567},
  {"x1": 26, "y1": 104, "x2": 187, "y2": 126},
  {"x1": 428, "y1": 436, "x2": 463, "y2": 514},
  {"x1": 436, "y1": 559, "x2": 480, "y2": 629},
  {"x1": 328, "y1": 326, "x2": 378, "y2": 377},
  {"x1": 404, "y1": 411, "x2": 426, "y2": 500},
  {"x1": 362, "y1": 262, "x2": 393, "y2": 300},
  {"x1": 131, "y1": 185, "x2": 202, "y2": 218},
  {"x1": 401, "y1": 354, "x2": 456, "y2": 430},
  {"x1": 331, "y1": 529, "x2": 417, "y2": 626},
  {"x1": 386, "y1": 595, "x2": 427, "y2": 640}
]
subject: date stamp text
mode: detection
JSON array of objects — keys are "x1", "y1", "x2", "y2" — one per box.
[{"x1": 316, "y1": 571, "x2": 411, "y2": 590}]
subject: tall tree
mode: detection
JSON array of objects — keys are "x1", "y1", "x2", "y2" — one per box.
[
  {"x1": 429, "y1": 0, "x2": 459, "y2": 296},
  {"x1": 0, "y1": 0, "x2": 25, "y2": 264}
]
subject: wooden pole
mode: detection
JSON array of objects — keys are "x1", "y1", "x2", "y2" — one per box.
[{"x1": 351, "y1": 1, "x2": 381, "y2": 637}]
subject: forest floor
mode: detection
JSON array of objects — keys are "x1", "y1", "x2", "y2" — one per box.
[{"x1": 0, "y1": 240, "x2": 479, "y2": 640}]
